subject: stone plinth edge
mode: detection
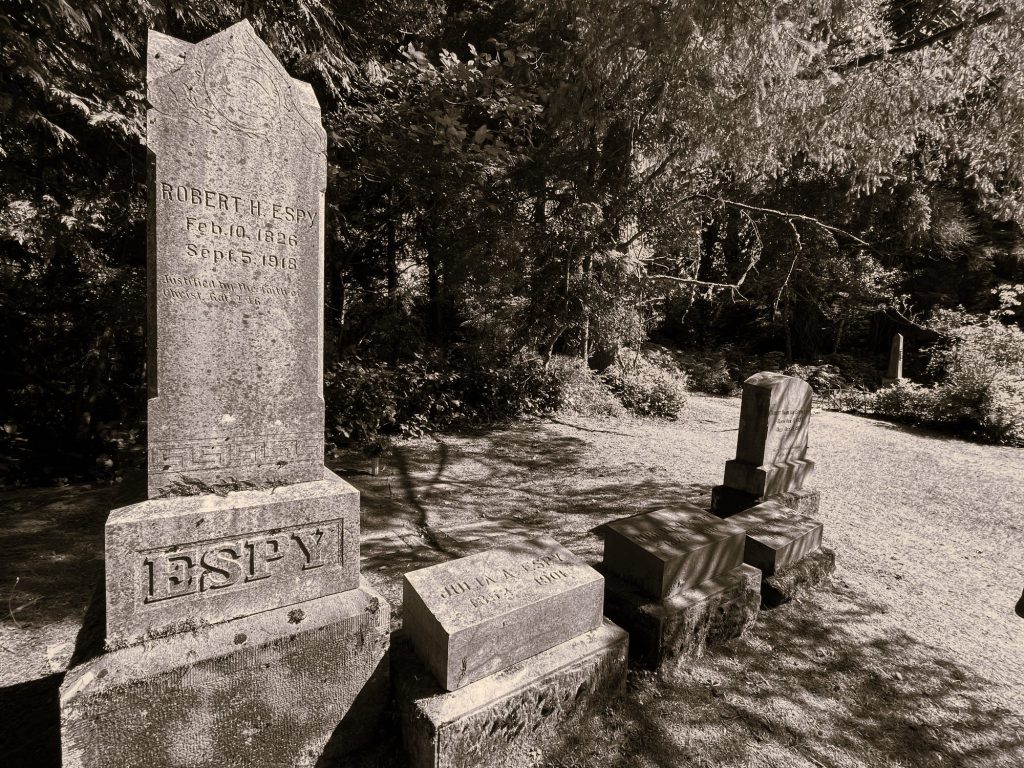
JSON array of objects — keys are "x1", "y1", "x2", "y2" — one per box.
[
  {"x1": 762, "y1": 547, "x2": 837, "y2": 607},
  {"x1": 600, "y1": 564, "x2": 760, "y2": 669},
  {"x1": 393, "y1": 620, "x2": 628, "y2": 768},
  {"x1": 61, "y1": 582, "x2": 390, "y2": 768}
]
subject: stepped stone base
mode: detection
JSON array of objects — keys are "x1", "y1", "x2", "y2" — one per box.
[
  {"x1": 761, "y1": 547, "x2": 836, "y2": 607},
  {"x1": 60, "y1": 582, "x2": 390, "y2": 768},
  {"x1": 600, "y1": 564, "x2": 760, "y2": 669},
  {"x1": 393, "y1": 620, "x2": 628, "y2": 768},
  {"x1": 710, "y1": 485, "x2": 821, "y2": 519},
  {"x1": 723, "y1": 457, "x2": 814, "y2": 497}
]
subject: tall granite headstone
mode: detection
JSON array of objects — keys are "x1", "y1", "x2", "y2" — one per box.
[
  {"x1": 710, "y1": 373, "x2": 835, "y2": 603},
  {"x1": 60, "y1": 22, "x2": 390, "y2": 767},
  {"x1": 146, "y1": 18, "x2": 326, "y2": 497},
  {"x1": 882, "y1": 333, "x2": 904, "y2": 385},
  {"x1": 710, "y1": 372, "x2": 819, "y2": 517}
]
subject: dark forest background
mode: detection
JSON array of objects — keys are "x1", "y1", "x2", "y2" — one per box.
[{"x1": 3, "y1": 1, "x2": 1024, "y2": 484}]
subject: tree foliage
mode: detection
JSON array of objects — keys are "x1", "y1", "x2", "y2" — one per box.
[{"x1": 2, "y1": 0, "x2": 1024, "y2": 480}]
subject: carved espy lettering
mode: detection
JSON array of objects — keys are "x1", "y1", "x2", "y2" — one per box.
[
  {"x1": 291, "y1": 527, "x2": 331, "y2": 570},
  {"x1": 146, "y1": 550, "x2": 198, "y2": 602},
  {"x1": 141, "y1": 521, "x2": 340, "y2": 604},
  {"x1": 199, "y1": 544, "x2": 243, "y2": 591},
  {"x1": 246, "y1": 534, "x2": 286, "y2": 581}
]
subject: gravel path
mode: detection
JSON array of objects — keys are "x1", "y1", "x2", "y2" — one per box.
[{"x1": 355, "y1": 394, "x2": 1024, "y2": 715}]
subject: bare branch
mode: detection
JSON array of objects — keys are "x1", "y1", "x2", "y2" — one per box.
[
  {"x1": 831, "y1": 8, "x2": 1006, "y2": 73},
  {"x1": 773, "y1": 220, "x2": 803, "y2": 318},
  {"x1": 701, "y1": 195, "x2": 875, "y2": 250},
  {"x1": 648, "y1": 274, "x2": 748, "y2": 300}
]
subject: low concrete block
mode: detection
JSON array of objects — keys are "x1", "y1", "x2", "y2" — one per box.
[
  {"x1": 60, "y1": 582, "x2": 390, "y2": 768},
  {"x1": 730, "y1": 500, "x2": 823, "y2": 576},
  {"x1": 762, "y1": 547, "x2": 837, "y2": 607},
  {"x1": 402, "y1": 536, "x2": 604, "y2": 691},
  {"x1": 723, "y1": 457, "x2": 815, "y2": 497},
  {"x1": 393, "y1": 620, "x2": 628, "y2": 768},
  {"x1": 104, "y1": 469, "x2": 360, "y2": 649},
  {"x1": 710, "y1": 485, "x2": 821, "y2": 519},
  {"x1": 602, "y1": 505, "x2": 745, "y2": 599},
  {"x1": 601, "y1": 564, "x2": 760, "y2": 668}
]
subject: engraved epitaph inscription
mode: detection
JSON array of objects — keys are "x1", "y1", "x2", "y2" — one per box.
[
  {"x1": 146, "y1": 21, "x2": 327, "y2": 496},
  {"x1": 402, "y1": 536, "x2": 605, "y2": 690},
  {"x1": 735, "y1": 372, "x2": 812, "y2": 466}
]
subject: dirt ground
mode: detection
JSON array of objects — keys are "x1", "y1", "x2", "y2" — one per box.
[{"x1": 2, "y1": 395, "x2": 1023, "y2": 766}]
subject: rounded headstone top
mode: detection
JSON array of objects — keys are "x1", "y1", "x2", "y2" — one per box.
[{"x1": 744, "y1": 371, "x2": 809, "y2": 394}]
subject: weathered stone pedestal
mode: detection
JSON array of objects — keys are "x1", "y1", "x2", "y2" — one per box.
[
  {"x1": 105, "y1": 470, "x2": 360, "y2": 650},
  {"x1": 729, "y1": 500, "x2": 835, "y2": 606},
  {"x1": 61, "y1": 582, "x2": 390, "y2": 768},
  {"x1": 761, "y1": 547, "x2": 837, "y2": 606},
  {"x1": 601, "y1": 565, "x2": 760, "y2": 667},
  {"x1": 710, "y1": 484, "x2": 821, "y2": 518},
  {"x1": 598, "y1": 505, "x2": 761, "y2": 669},
  {"x1": 395, "y1": 537, "x2": 626, "y2": 767},
  {"x1": 393, "y1": 621, "x2": 627, "y2": 768}
]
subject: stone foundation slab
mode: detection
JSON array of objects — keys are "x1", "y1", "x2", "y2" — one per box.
[
  {"x1": 393, "y1": 620, "x2": 628, "y2": 768},
  {"x1": 60, "y1": 582, "x2": 389, "y2": 768},
  {"x1": 762, "y1": 547, "x2": 837, "y2": 607},
  {"x1": 600, "y1": 564, "x2": 760, "y2": 669}
]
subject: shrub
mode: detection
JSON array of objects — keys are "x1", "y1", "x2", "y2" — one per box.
[
  {"x1": 324, "y1": 358, "x2": 399, "y2": 445},
  {"x1": 646, "y1": 345, "x2": 736, "y2": 395},
  {"x1": 927, "y1": 308, "x2": 1024, "y2": 444},
  {"x1": 782, "y1": 362, "x2": 847, "y2": 396},
  {"x1": 545, "y1": 355, "x2": 625, "y2": 418},
  {"x1": 604, "y1": 352, "x2": 688, "y2": 418},
  {"x1": 831, "y1": 309, "x2": 1024, "y2": 446},
  {"x1": 325, "y1": 350, "x2": 561, "y2": 448}
]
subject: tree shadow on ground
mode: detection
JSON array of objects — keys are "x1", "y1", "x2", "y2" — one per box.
[
  {"x1": 549, "y1": 578, "x2": 1024, "y2": 768},
  {"x1": 343, "y1": 422, "x2": 718, "y2": 624},
  {"x1": 0, "y1": 485, "x2": 110, "y2": 633}
]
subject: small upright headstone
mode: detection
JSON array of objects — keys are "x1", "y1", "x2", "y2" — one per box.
[
  {"x1": 711, "y1": 372, "x2": 818, "y2": 518},
  {"x1": 882, "y1": 333, "x2": 904, "y2": 386},
  {"x1": 599, "y1": 505, "x2": 761, "y2": 668},
  {"x1": 394, "y1": 537, "x2": 628, "y2": 768},
  {"x1": 60, "y1": 22, "x2": 390, "y2": 768}
]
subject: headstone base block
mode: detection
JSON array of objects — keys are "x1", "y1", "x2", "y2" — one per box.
[
  {"x1": 393, "y1": 620, "x2": 628, "y2": 768},
  {"x1": 762, "y1": 547, "x2": 836, "y2": 607},
  {"x1": 710, "y1": 485, "x2": 820, "y2": 519},
  {"x1": 600, "y1": 564, "x2": 760, "y2": 669},
  {"x1": 105, "y1": 469, "x2": 360, "y2": 650},
  {"x1": 60, "y1": 582, "x2": 390, "y2": 768},
  {"x1": 723, "y1": 457, "x2": 815, "y2": 497}
]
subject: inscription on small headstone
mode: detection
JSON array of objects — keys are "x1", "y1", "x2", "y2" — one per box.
[
  {"x1": 402, "y1": 536, "x2": 604, "y2": 691},
  {"x1": 722, "y1": 372, "x2": 815, "y2": 497}
]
